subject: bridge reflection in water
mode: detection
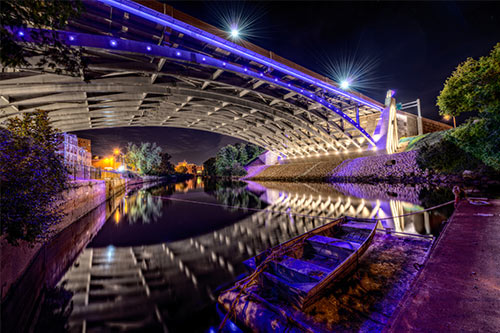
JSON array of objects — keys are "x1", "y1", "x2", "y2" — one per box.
[{"x1": 58, "y1": 179, "x2": 450, "y2": 332}]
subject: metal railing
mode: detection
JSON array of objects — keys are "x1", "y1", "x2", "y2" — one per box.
[{"x1": 66, "y1": 163, "x2": 122, "y2": 180}]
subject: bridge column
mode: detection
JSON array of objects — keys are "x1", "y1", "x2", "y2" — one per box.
[{"x1": 372, "y1": 90, "x2": 399, "y2": 154}]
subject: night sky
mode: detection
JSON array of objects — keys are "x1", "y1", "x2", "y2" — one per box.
[{"x1": 74, "y1": 1, "x2": 500, "y2": 164}]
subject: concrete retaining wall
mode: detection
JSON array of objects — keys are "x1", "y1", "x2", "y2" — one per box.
[{"x1": 1, "y1": 178, "x2": 126, "y2": 301}]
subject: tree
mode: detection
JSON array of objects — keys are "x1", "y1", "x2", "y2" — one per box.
[
  {"x1": 211, "y1": 143, "x2": 264, "y2": 177},
  {"x1": 154, "y1": 152, "x2": 175, "y2": 175},
  {"x1": 244, "y1": 143, "x2": 264, "y2": 163},
  {"x1": 0, "y1": 110, "x2": 69, "y2": 245},
  {"x1": 235, "y1": 143, "x2": 248, "y2": 165},
  {"x1": 437, "y1": 42, "x2": 500, "y2": 117},
  {"x1": 422, "y1": 43, "x2": 500, "y2": 172},
  {"x1": 203, "y1": 157, "x2": 217, "y2": 176},
  {"x1": 125, "y1": 142, "x2": 162, "y2": 175},
  {"x1": 1, "y1": 0, "x2": 86, "y2": 76},
  {"x1": 215, "y1": 145, "x2": 240, "y2": 176}
]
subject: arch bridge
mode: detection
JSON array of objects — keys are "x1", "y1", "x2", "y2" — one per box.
[{"x1": 0, "y1": 0, "x2": 391, "y2": 158}]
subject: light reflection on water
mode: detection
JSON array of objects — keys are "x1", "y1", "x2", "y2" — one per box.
[{"x1": 56, "y1": 178, "x2": 453, "y2": 332}]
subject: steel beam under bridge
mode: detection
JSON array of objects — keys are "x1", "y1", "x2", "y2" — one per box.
[{"x1": 0, "y1": 0, "x2": 386, "y2": 158}]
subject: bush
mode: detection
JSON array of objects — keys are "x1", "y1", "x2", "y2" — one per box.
[
  {"x1": 447, "y1": 114, "x2": 500, "y2": 170},
  {"x1": 0, "y1": 128, "x2": 68, "y2": 245},
  {"x1": 416, "y1": 135, "x2": 483, "y2": 173}
]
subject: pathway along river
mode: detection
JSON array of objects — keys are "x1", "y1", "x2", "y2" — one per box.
[{"x1": 34, "y1": 178, "x2": 455, "y2": 332}]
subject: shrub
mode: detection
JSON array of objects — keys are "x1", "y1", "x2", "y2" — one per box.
[
  {"x1": 0, "y1": 125, "x2": 68, "y2": 245},
  {"x1": 416, "y1": 135, "x2": 483, "y2": 173}
]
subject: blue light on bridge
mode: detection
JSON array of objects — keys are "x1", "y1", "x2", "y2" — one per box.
[
  {"x1": 97, "y1": 0, "x2": 384, "y2": 112},
  {"x1": 109, "y1": 39, "x2": 117, "y2": 47}
]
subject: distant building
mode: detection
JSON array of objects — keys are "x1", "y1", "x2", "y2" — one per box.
[
  {"x1": 77, "y1": 137, "x2": 91, "y2": 153},
  {"x1": 175, "y1": 160, "x2": 204, "y2": 175},
  {"x1": 57, "y1": 133, "x2": 92, "y2": 167}
]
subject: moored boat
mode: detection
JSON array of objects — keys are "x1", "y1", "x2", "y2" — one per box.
[{"x1": 231, "y1": 216, "x2": 379, "y2": 310}]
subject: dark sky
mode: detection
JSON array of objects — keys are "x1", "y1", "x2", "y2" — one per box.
[{"x1": 74, "y1": 1, "x2": 500, "y2": 163}]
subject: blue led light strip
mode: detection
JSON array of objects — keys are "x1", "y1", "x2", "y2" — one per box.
[
  {"x1": 12, "y1": 26, "x2": 376, "y2": 146},
  {"x1": 97, "y1": 0, "x2": 383, "y2": 112}
]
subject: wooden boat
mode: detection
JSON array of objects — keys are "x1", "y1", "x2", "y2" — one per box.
[{"x1": 242, "y1": 216, "x2": 379, "y2": 309}]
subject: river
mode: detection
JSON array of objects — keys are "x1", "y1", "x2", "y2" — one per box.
[{"x1": 34, "y1": 178, "x2": 454, "y2": 332}]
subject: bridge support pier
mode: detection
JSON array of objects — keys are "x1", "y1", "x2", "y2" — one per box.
[{"x1": 373, "y1": 90, "x2": 399, "y2": 154}]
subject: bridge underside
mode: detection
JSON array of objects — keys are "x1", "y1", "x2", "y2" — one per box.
[{"x1": 0, "y1": 0, "x2": 384, "y2": 158}]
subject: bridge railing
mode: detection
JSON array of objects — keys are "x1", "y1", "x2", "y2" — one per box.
[{"x1": 66, "y1": 163, "x2": 123, "y2": 180}]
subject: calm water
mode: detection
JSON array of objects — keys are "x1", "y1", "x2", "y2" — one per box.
[{"x1": 40, "y1": 178, "x2": 454, "y2": 332}]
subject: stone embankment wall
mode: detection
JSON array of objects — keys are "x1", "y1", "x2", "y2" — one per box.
[
  {"x1": 248, "y1": 150, "x2": 499, "y2": 187},
  {"x1": 329, "y1": 151, "x2": 424, "y2": 182},
  {"x1": 59, "y1": 178, "x2": 125, "y2": 228},
  {"x1": 1, "y1": 176, "x2": 164, "y2": 332},
  {"x1": 0, "y1": 176, "x2": 148, "y2": 302},
  {"x1": 248, "y1": 151, "x2": 374, "y2": 182},
  {"x1": 329, "y1": 151, "x2": 498, "y2": 186}
]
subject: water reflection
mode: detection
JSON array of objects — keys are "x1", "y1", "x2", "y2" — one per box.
[
  {"x1": 126, "y1": 190, "x2": 163, "y2": 224},
  {"x1": 87, "y1": 178, "x2": 266, "y2": 247},
  {"x1": 53, "y1": 179, "x2": 453, "y2": 332}
]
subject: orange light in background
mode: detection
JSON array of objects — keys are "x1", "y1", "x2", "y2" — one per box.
[
  {"x1": 443, "y1": 115, "x2": 451, "y2": 121},
  {"x1": 114, "y1": 209, "x2": 120, "y2": 224},
  {"x1": 113, "y1": 148, "x2": 120, "y2": 155},
  {"x1": 124, "y1": 200, "x2": 128, "y2": 214}
]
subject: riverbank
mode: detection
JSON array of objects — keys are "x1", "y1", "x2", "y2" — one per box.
[
  {"x1": 0, "y1": 176, "x2": 165, "y2": 332},
  {"x1": 246, "y1": 151, "x2": 499, "y2": 188},
  {"x1": 218, "y1": 196, "x2": 500, "y2": 332},
  {"x1": 385, "y1": 198, "x2": 500, "y2": 332}
]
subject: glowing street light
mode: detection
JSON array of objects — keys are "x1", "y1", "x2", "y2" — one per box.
[
  {"x1": 340, "y1": 80, "x2": 350, "y2": 90},
  {"x1": 113, "y1": 148, "x2": 120, "y2": 155},
  {"x1": 443, "y1": 114, "x2": 456, "y2": 128},
  {"x1": 230, "y1": 27, "x2": 239, "y2": 39}
]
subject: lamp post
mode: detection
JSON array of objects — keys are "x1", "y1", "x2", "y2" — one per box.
[
  {"x1": 113, "y1": 148, "x2": 126, "y2": 171},
  {"x1": 443, "y1": 115, "x2": 456, "y2": 128}
]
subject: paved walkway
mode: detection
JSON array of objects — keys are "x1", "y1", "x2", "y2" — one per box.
[{"x1": 386, "y1": 199, "x2": 500, "y2": 332}]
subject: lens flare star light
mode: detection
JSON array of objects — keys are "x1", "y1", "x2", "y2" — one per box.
[{"x1": 230, "y1": 28, "x2": 239, "y2": 38}]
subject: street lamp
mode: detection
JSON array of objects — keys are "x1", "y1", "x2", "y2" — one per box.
[
  {"x1": 113, "y1": 148, "x2": 126, "y2": 171},
  {"x1": 443, "y1": 114, "x2": 456, "y2": 128}
]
